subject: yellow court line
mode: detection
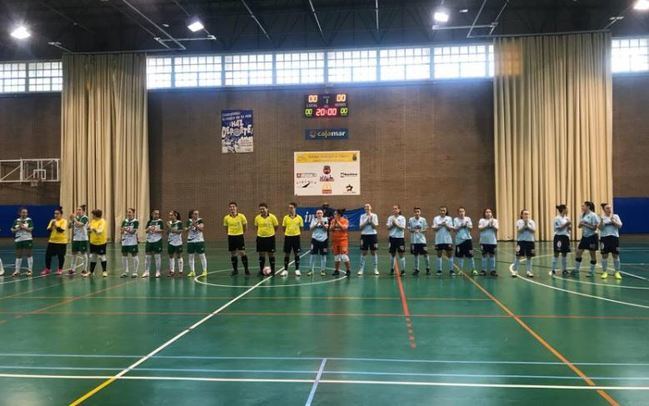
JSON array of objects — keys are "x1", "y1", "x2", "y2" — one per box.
[{"x1": 462, "y1": 272, "x2": 619, "y2": 406}]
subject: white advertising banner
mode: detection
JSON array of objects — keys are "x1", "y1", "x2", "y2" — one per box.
[{"x1": 294, "y1": 151, "x2": 360, "y2": 196}]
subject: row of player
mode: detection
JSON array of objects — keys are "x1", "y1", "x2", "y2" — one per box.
[{"x1": 0, "y1": 200, "x2": 622, "y2": 280}]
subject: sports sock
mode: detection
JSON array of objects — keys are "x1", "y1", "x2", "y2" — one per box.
[
  {"x1": 155, "y1": 254, "x2": 162, "y2": 273},
  {"x1": 284, "y1": 256, "x2": 290, "y2": 271},
  {"x1": 614, "y1": 258, "x2": 621, "y2": 272},
  {"x1": 320, "y1": 255, "x2": 327, "y2": 271},
  {"x1": 176, "y1": 258, "x2": 183, "y2": 273},
  {"x1": 399, "y1": 256, "x2": 406, "y2": 271},
  {"x1": 414, "y1": 255, "x2": 420, "y2": 270},
  {"x1": 601, "y1": 258, "x2": 608, "y2": 273},
  {"x1": 481, "y1": 257, "x2": 487, "y2": 271},
  {"x1": 269, "y1": 257, "x2": 276, "y2": 273},
  {"x1": 15, "y1": 258, "x2": 22, "y2": 273},
  {"x1": 144, "y1": 255, "x2": 151, "y2": 272},
  {"x1": 132, "y1": 256, "x2": 140, "y2": 273},
  {"x1": 199, "y1": 253, "x2": 207, "y2": 271},
  {"x1": 526, "y1": 258, "x2": 533, "y2": 273},
  {"x1": 513, "y1": 257, "x2": 520, "y2": 272},
  {"x1": 169, "y1": 257, "x2": 175, "y2": 273},
  {"x1": 372, "y1": 253, "x2": 378, "y2": 270},
  {"x1": 424, "y1": 255, "x2": 430, "y2": 269},
  {"x1": 561, "y1": 256, "x2": 567, "y2": 271},
  {"x1": 359, "y1": 255, "x2": 366, "y2": 272},
  {"x1": 436, "y1": 256, "x2": 443, "y2": 271},
  {"x1": 489, "y1": 256, "x2": 496, "y2": 272},
  {"x1": 294, "y1": 254, "x2": 300, "y2": 270},
  {"x1": 188, "y1": 254, "x2": 195, "y2": 273},
  {"x1": 551, "y1": 256, "x2": 558, "y2": 272},
  {"x1": 575, "y1": 257, "x2": 582, "y2": 271},
  {"x1": 242, "y1": 255, "x2": 249, "y2": 272},
  {"x1": 122, "y1": 257, "x2": 129, "y2": 273},
  {"x1": 231, "y1": 256, "x2": 238, "y2": 272},
  {"x1": 27, "y1": 256, "x2": 33, "y2": 272},
  {"x1": 590, "y1": 260, "x2": 597, "y2": 274}
]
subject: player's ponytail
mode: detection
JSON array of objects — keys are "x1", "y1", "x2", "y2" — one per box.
[
  {"x1": 80, "y1": 204, "x2": 87, "y2": 213},
  {"x1": 600, "y1": 203, "x2": 608, "y2": 210},
  {"x1": 585, "y1": 201, "x2": 595, "y2": 212}
]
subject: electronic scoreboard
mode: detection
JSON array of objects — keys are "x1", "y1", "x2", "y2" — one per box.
[{"x1": 304, "y1": 93, "x2": 349, "y2": 118}]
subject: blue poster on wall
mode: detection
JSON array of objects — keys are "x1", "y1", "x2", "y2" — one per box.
[
  {"x1": 221, "y1": 110, "x2": 254, "y2": 154},
  {"x1": 296, "y1": 207, "x2": 363, "y2": 231}
]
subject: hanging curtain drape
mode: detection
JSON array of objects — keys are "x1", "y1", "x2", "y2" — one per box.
[
  {"x1": 60, "y1": 53, "x2": 149, "y2": 240},
  {"x1": 493, "y1": 33, "x2": 612, "y2": 240}
]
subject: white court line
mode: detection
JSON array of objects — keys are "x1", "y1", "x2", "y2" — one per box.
[
  {"x1": 305, "y1": 358, "x2": 327, "y2": 406},
  {"x1": 194, "y1": 266, "x2": 348, "y2": 289},
  {"x1": 2, "y1": 373, "x2": 649, "y2": 390},
  {"x1": 69, "y1": 252, "x2": 311, "y2": 405},
  {"x1": 0, "y1": 258, "x2": 85, "y2": 286},
  {"x1": 551, "y1": 275, "x2": 649, "y2": 290}
]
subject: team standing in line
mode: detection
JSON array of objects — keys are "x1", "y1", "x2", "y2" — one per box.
[{"x1": 0, "y1": 201, "x2": 623, "y2": 280}]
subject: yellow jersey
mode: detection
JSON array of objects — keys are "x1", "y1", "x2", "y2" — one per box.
[
  {"x1": 48, "y1": 219, "x2": 69, "y2": 244},
  {"x1": 282, "y1": 214, "x2": 304, "y2": 237},
  {"x1": 254, "y1": 213, "x2": 278, "y2": 237},
  {"x1": 89, "y1": 218, "x2": 108, "y2": 245},
  {"x1": 224, "y1": 213, "x2": 247, "y2": 236}
]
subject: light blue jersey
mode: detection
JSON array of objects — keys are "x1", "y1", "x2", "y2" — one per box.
[
  {"x1": 516, "y1": 219, "x2": 536, "y2": 242},
  {"x1": 360, "y1": 213, "x2": 379, "y2": 235},
  {"x1": 408, "y1": 217, "x2": 428, "y2": 244},
  {"x1": 386, "y1": 215, "x2": 406, "y2": 238},
  {"x1": 433, "y1": 215, "x2": 453, "y2": 245},
  {"x1": 453, "y1": 217, "x2": 473, "y2": 244},
  {"x1": 553, "y1": 215, "x2": 571, "y2": 237},
  {"x1": 478, "y1": 218, "x2": 498, "y2": 245},
  {"x1": 600, "y1": 214, "x2": 622, "y2": 238},
  {"x1": 310, "y1": 218, "x2": 329, "y2": 242},
  {"x1": 580, "y1": 212, "x2": 600, "y2": 238}
]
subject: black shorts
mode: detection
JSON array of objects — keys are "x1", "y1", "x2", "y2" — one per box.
[
  {"x1": 455, "y1": 240, "x2": 474, "y2": 258},
  {"x1": 388, "y1": 237, "x2": 406, "y2": 255},
  {"x1": 410, "y1": 243, "x2": 428, "y2": 255},
  {"x1": 578, "y1": 235, "x2": 599, "y2": 251},
  {"x1": 228, "y1": 235, "x2": 245, "y2": 252},
  {"x1": 360, "y1": 234, "x2": 378, "y2": 251},
  {"x1": 435, "y1": 243, "x2": 453, "y2": 252},
  {"x1": 481, "y1": 244, "x2": 497, "y2": 255},
  {"x1": 283, "y1": 235, "x2": 301, "y2": 254},
  {"x1": 553, "y1": 235, "x2": 571, "y2": 254},
  {"x1": 89, "y1": 243, "x2": 107, "y2": 255},
  {"x1": 46, "y1": 243, "x2": 67, "y2": 257},
  {"x1": 516, "y1": 241, "x2": 536, "y2": 257},
  {"x1": 600, "y1": 236, "x2": 619, "y2": 255},
  {"x1": 310, "y1": 239, "x2": 328, "y2": 255},
  {"x1": 256, "y1": 236, "x2": 276, "y2": 253}
]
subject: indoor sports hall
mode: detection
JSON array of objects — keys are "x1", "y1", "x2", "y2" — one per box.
[{"x1": 0, "y1": 1, "x2": 648, "y2": 405}]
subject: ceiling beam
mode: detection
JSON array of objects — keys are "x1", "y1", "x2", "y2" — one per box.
[
  {"x1": 240, "y1": 0, "x2": 272, "y2": 41},
  {"x1": 307, "y1": 0, "x2": 326, "y2": 42}
]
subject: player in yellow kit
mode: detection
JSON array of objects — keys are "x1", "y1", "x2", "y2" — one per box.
[
  {"x1": 42, "y1": 206, "x2": 68, "y2": 276},
  {"x1": 88, "y1": 209, "x2": 108, "y2": 277},
  {"x1": 224, "y1": 202, "x2": 250, "y2": 276},
  {"x1": 254, "y1": 203, "x2": 279, "y2": 276},
  {"x1": 281, "y1": 202, "x2": 304, "y2": 277}
]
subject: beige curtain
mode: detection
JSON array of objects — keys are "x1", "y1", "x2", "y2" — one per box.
[
  {"x1": 60, "y1": 54, "x2": 149, "y2": 240},
  {"x1": 494, "y1": 33, "x2": 612, "y2": 240}
]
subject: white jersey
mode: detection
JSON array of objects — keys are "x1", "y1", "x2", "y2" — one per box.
[
  {"x1": 386, "y1": 215, "x2": 406, "y2": 238},
  {"x1": 516, "y1": 219, "x2": 536, "y2": 242},
  {"x1": 478, "y1": 218, "x2": 498, "y2": 245},
  {"x1": 553, "y1": 215, "x2": 571, "y2": 237},
  {"x1": 310, "y1": 217, "x2": 329, "y2": 242},
  {"x1": 12, "y1": 217, "x2": 33, "y2": 242},
  {"x1": 580, "y1": 212, "x2": 600, "y2": 238},
  {"x1": 600, "y1": 214, "x2": 622, "y2": 238},
  {"x1": 359, "y1": 213, "x2": 379, "y2": 235},
  {"x1": 146, "y1": 219, "x2": 164, "y2": 243},
  {"x1": 433, "y1": 215, "x2": 454, "y2": 245},
  {"x1": 408, "y1": 217, "x2": 428, "y2": 244},
  {"x1": 121, "y1": 218, "x2": 139, "y2": 246},
  {"x1": 187, "y1": 218, "x2": 205, "y2": 243},
  {"x1": 453, "y1": 217, "x2": 473, "y2": 243},
  {"x1": 168, "y1": 220, "x2": 183, "y2": 246},
  {"x1": 71, "y1": 215, "x2": 89, "y2": 242}
]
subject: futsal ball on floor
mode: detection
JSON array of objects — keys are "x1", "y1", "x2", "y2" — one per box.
[{"x1": 263, "y1": 266, "x2": 272, "y2": 276}]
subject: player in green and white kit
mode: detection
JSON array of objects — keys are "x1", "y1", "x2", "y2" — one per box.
[
  {"x1": 144, "y1": 209, "x2": 164, "y2": 278},
  {"x1": 186, "y1": 209, "x2": 208, "y2": 278},
  {"x1": 120, "y1": 208, "x2": 140, "y2": 278},
  {"x1": 69, "y1": 205, "x2": 90, "y2": 276},
  {"x1": 10, "y1": 207, "x2": 34, "y2": 277},
  {"x1": 167, "y1": 210, "x2": 184, "y2": 277}
]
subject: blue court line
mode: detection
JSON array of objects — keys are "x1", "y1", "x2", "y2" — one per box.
[
  {"x1": 0, "y1": 353, "x2": 648, "y2": 366},
  {"x1": 305, "y1": 358, "x2": 327, "y2": 406}
]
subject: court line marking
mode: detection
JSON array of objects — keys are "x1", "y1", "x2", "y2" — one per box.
[
  {"x1": 193, "y1": 267, "x2": 349, "y2": 289},
  {"x1": 0, "y1": 258, "x2": 85, "y2": 286},
  {"x1": 68, "y1": 251, "x2": 310, "y2": 406},
  {"x1": 305, "y1": 358, "x2": 327, "y2": 406},
  {"x1": 550, "y1": 275, "x2": 649, "y2": 290},
  {"x1": 393, "y1": 257, "x2": 416, "y2": 349},
  {"x1": 462, "y1": 271, "x2": 619, "y2": 405},
  {"x1": 2, "y1": 352, "x2": 648, "y2": 366},
  {"x1": 4, "y1": 373, "x2": 649, "y2": 390},
  {"x1": 3, "y1": 295, "x2": 492, "y2": 302}
]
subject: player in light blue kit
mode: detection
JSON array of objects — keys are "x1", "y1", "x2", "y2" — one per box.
[
  {"x1": 478, "y1": 208, "x2": 498, "y2": 277},
  {"x1": 511, "y1": 209, "x2": 536, "y2": 278},
  {"x1": 599, "y1": 203, "x2": 623, "y2": 280},
  {"x1": 453, "y1": 207, "x2": 477, "y2": 276},
  {"x1": 574, "y1": 201, "x2": 600, "y2": 277},
  {"x1": 551, "y1": 204, "x2": 571, "y2": 276},
  {"x1": 408, "y1": 207, "x2": 430, "y2": 275},
  {"x1": 432, "y1": 206, "x2": 455, "y2": 276},
  {"x1": 386, "y1": 205, "x2": 407, "y2": 276},
  {"x1": 308, "y1": 209, "x2": 329, "y2": 276},
  {"x1": 358, "y1": 203, "x2": 379, "y2": 276}
]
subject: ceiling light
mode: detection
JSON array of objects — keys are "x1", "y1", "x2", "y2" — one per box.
[
  {"x1": 10, "y1": 25, "x2": 31, "y2": 40},
  {"x1": 459, "y1": 9, "x2": 469, "y2": 13},
  {"x1": 187, "y1": 19, "x2": 204, "y2": 32},
  {"x1": 434, "y1": 10, "x2": 450, "y2": 23},
  {"x1": 634, "y1": 0, "x2": 649, "y2": 10}
]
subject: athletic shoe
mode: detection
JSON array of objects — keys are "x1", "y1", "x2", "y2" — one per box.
[
  {"x1": 615, "y1": 271, "x2": 623, "y2": 280},
  {"x1": 510, "y1": 269, "x2": 518, "y2": 278},
  {"x1": 601, "y1": 272, "x2": 608, "y2": 279},
  {"x1": 230, "y1": 270, "x2": 239, "y2": 276},
  {"x1": 412, "y1": 269, "x2": 420, "y2": 276},
  {"x1": 320, "y1": 270, "x2": 326, "y2": 276},
  {"x1": 400, "y1": 269, "x2": 405, "y2": 276},
  {"x1": 142, "y1": 272, "x2": 150, "y2": 278},
  {"x1": 200, "y1": 270, "x2": 208, "y2": 278},
  {"x1": 549, "y1": 270, "x2": 556, "y2": 276},
  {"x1": 41, "y1": 268, "x2": 51, "y2": 276},
  {"x1": 390, "y1": 269, "x2": 394, "y2": 275},
  {"x1": 178, "y1": 272, "x2": 184, "y2": 277},
  {"x1": 357, "y1": 270, "x2": 364, "y2": 276},
  {"x1": 102, "y1": 271, "x2": 108, "y2": 278},
  {"x1": 450, "y1": 270, "x2": 456, "y2": 277},
  {"x1": 479, "y1": 270, "x2": 487, "y2": 276},
  {"x1": 426, "y1": 269, "x2": 431, "y2": 275},
  {"x1": 244, "y1": 270, "x2": 250, "y2": 276},
  {"x1": 586, "y1": 272, "x2": 594, "y2": 278},
  {"x1": 490, "y1": 271, "x2": 498, "y2": 277},
  {"x1": 68, "y1": 269, "x2": 75, "y2": 275},
  {"x1": 295, "y1": 270, "x2": 301, "y2": 277},
  {"x1": 155, "y1": 271, "x2": 161, "y2": 278},
  {"x1": 56, "y1": 269, "x2": 63, "y2": 276},
  {"x1": 374, "y1": 269, "x2": 380, "y2": 276},
  {"x1": 345, "y1": 270, "x2": 351, "y2": 277},
  {"x1": 0, "y1": 266, "x2": 4, "y2": 276},
  {"x1": 571, "y1": 270, "x2": 579, "y2": 277},
  {"x1": 26, "y1": 271, "x2": 32, "y2": 277},
  {"x1": 131, "y1": 272, "x2": 138, "y2": 278},
  {"x1": 120, "y1": 272, "x2": 128, "y2": 278},
  {"x1": 167, "y1": 271, "x2": 175, "y2": 277},
  {"x1": 187, "y1": 271, "x2": 196, "y2": 278},
  {"x1": 332, "y1": 271, "x2": 340, "y2": 277},
  {"x1": 526, "y1": 271, "x2": 534, "y2": 278},
  {"x1": 471, "y1": 270, "x2": 479, "y2": 276},
  {"x1": 81, "y1": 270, "x2": 88, "y2": 277},
  {"x1": 562, "y1": 270, "x2": 570, "y2": 276},
  {"x1": 280, "y1": 270, "x2": 288, "y2": 277},
  {"x1": 306, "y1": 270, "x2": 313, "y2": 276},
  {"x1": 436, "y1": 270, "x2": 442, "y2": 276},
  {"x1": 11, "y1": 271, "x2": 19, "y2": 277}
]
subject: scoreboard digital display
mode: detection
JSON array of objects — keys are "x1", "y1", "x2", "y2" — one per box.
[{"x1": 304, "y1": 93, "x2": 349, "y2": 118}]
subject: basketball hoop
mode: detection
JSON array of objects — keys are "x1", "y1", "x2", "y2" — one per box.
[{"x1": 29, "y1": 179, "x2": 40, "y2": 188}]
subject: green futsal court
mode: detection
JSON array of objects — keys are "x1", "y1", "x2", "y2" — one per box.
[{"x1": 0, "y1": 237, "x2": 648, "y2": 405}]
